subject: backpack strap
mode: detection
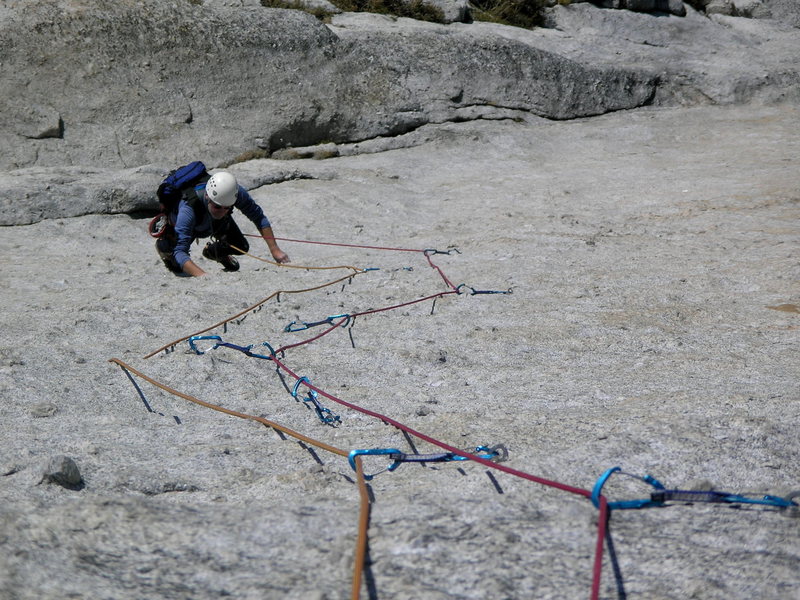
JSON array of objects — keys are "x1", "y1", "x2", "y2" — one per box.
[{"x1": 182, "y1": 176, "x2": 211, "y2": 221}]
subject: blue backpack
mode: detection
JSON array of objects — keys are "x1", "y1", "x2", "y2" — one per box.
[
  {"x1": 149, "y1": 161, "x2": 211, "y2": 238},
  {"x1": 156, "y1": 161, "x2": 210, "y2": 214}
]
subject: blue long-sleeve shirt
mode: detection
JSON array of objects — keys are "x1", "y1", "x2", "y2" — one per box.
[{"x1": 171, "y1": 183, "x2": 271, "y2": 268}]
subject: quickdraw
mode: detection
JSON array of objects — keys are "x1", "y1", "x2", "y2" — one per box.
[
  {"x1": 348, "y1": 444, "x2": 508, "y2": 480},
  {"x1": 292, "y1": 377, "x2": 341, "y2": 426},
  {"x1": 285, "y1": 313, "x2": 351, "y2": 333},
  {"x1": 592, "y1": 467, "x2": 799, "y2": 511},
  {"x1": 456, "y1": 284, "x2": 513, "y2": 296},
  {"x1": 188, "y1": 335, "x2": 277, "y2": 360}
]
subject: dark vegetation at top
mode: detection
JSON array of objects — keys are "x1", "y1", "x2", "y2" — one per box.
[
  {"x1": 259, "y1": 0, "x2": 551, "y2": 28},
  {"x1": 470, "y1": 0, "x2": 549, "y2": 27}
]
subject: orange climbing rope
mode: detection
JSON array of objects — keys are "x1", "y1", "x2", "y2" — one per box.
[
  {"x1": 109, "y1": 357, "x2": 373, "y2": 600},
  {"x1": 143, "y1": 271, "x2": 366, "y2": 359},
  {"x1": 228, "y1": 242, "x2": 364, "y2": 273}
]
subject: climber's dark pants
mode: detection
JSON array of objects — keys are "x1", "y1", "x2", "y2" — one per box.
[
  {"x1": 155, "y1": 214, "x2": 250, "y2": 273},
  {"x1": 206, "y1": 214, "x2": 250, "y2": 258}
]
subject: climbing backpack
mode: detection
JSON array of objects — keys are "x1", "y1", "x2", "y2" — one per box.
[{"x1": 149, "y1": 161, "x2": 211, "y2": 238}]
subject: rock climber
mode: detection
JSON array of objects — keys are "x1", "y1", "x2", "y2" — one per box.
[{"x1": 155, "y1": 170, "x2": 290, "y2": 276}]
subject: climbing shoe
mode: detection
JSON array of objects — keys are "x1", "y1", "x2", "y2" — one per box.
[
  {"x1": 161, "y1": 257, "x2": 183, "y2": 274},
  {"x1": 203, "y1": 243, "x2": 240, "y2": 272},
  {"x1": 156, "y1": 239, "x2": 182, "y2": 274}
]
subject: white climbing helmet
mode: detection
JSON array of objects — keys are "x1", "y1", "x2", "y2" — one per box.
[{"x1": 205, "y1": 171, "x2": 238, "y2": 207}]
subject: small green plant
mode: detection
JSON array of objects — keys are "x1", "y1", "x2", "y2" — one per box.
[
  {"x1": 470, "y1": 0, "x2": 547, "y2": 28},
  {"x1": 221, "y1": 148, "x2": 271, "y2": 168}
]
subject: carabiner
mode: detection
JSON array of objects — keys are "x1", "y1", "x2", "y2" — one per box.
[{"x1": 188, "y1": 335, "x2": 223, "y2": 355}]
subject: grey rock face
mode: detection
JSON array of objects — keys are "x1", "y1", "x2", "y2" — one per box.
[
  {"x1": 734, "y1": 0, "x2": 768, "y2": 17},
  {"x1": 0, "y1": 2, "x2": 798, "y2": 598},
  {"x1": 0, "y1": 1, "x2": 344, "y2": 170},
  {"x1": 575, "y1": 0, "x2": 687, "y2": 15},
  {"x1": 1, "y1": 104, "x2": 798, "y2": 600},
  {"x1": 0, "y1": 0, "x2": 798, "y2": 228},
  {"x1": 14, "y1": 105, "x2": 63, "y2": 140},
  {"x1": 40, "y1": 456, "x2": 83, "y2": 489},
  {"x1": 0, "y1": 161, "x2": 338, "y2": 226},
  {"x1": 765, "y1": 0, "x2": 800, "y2": 27},
  {"x1": 0, "y1": 165, "x2": 163, "y2": 226},
  {"x1": 5, "y1": 0, "x2": 797, "y2": 178},
  {"x1": 426, "y1": 0, "x2": 471, "y2": 22},
  {"x1": 706, "y1": 0, "x2": 735, "y2": 14},
  {"x1": 31, "y1": 402, "x2": 59, "y2": 418},
  {"x1": 540, "y1": 3, "x2": 800, "y2": 105}
]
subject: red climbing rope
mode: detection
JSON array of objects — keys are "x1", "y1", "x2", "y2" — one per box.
[
  {"x1": 247, "y1": 233, "x2": 424, "y2": 254},
  {"x1": 137, "y1": 236, "x2": 609, "y2": 598}
]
